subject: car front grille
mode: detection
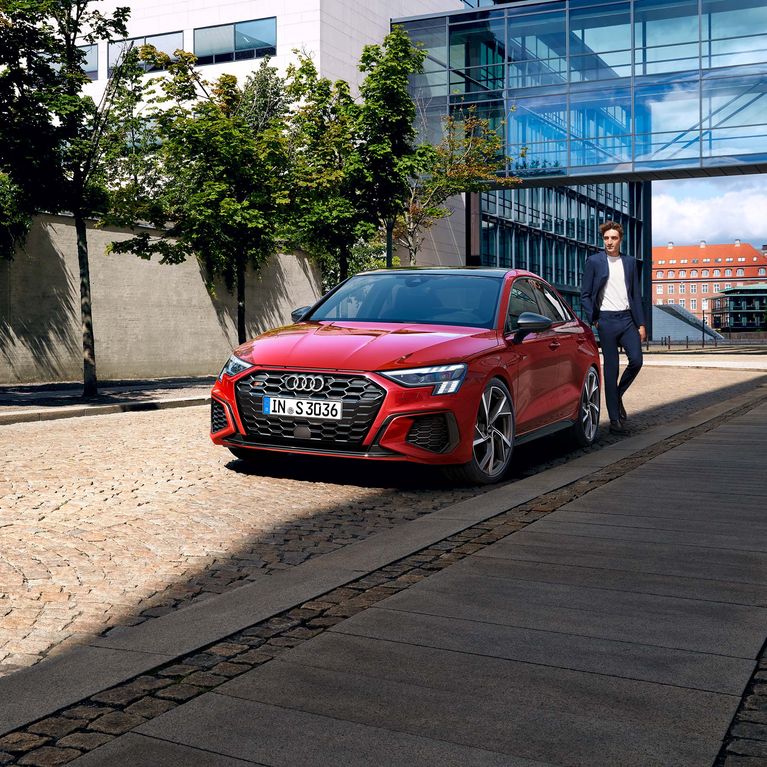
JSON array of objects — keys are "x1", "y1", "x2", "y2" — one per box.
[
  {"x1": 211, "y1": 399, "x2": 229, "y2": 433},
  {"x1": 235, "y1": 371, "x2": 386, "y2": 451},
  {"x1": 406, "y1": 414, "x2": 451, "y2": 453}
]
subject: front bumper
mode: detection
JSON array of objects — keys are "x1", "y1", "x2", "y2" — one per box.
[{"x1": 209, "y1": 367, "x2": 478, "y2": 465}]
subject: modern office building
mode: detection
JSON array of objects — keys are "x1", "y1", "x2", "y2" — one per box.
[
  {"x1": 652, "y1": 241, "x2": 767, "y2": 323},
  {"x1": 710, "y1": 283, "x2": 767, "y2": 333},
  {"x1": 82, "y1": 0, "x2": 767, "y2": 323},
  {"x1": 396, "y1": 0, "x2": 767, "y2": 316}
]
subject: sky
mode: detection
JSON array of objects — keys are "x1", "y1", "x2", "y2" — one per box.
[{"x1": 652, "y1": 175, "x2": 767, "y2": 249}]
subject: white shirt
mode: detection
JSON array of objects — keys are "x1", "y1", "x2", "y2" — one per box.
[{"x1": 600, "y1": 255, "x2": 630, "y2": 312}]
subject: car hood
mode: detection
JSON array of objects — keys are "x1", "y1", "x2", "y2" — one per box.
[{"x1": 234, "y1": 321, "x2": 500, "y2": 372}]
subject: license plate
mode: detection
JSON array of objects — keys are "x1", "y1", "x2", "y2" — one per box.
[{"x1": 263, "y1": 396, "x2": 343, "y2": 420}]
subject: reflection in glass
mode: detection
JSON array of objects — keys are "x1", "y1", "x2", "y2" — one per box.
[
  {"x1": 570, "y1": 3, "x2": 631, "y2": 54},
  {"x1": 570, "y1": 86, "x2": 631, "y2": 137},
  {"x1": 79, "y1": 44, "x2": 98, "y2": 79}
]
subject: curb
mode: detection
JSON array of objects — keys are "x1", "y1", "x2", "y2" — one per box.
[{"x1": 0, "y1": 397, "x2": 211, "y2": 426}]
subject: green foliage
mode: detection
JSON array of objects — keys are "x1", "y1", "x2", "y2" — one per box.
[
  {"x1": 106, "y1": 53, "x2": 291, "y2": 342},
  {"x1": 356, "y1": 26, "x2": 425, "y2": 233},
  {"x1": 285, "y1": 26, "x2": 424, "y2": 283},
  {"x1": 0, "y1": 172, "x2": 30, "y2": 259},
  {"x1": 319, "y1": 240, "x2": 398, "y2": 292},
  {"x1": 284, "y1": 54, "x2": 369, "y2": 283},
  {"x1": 396, "y1": 108, "x2": 520, "y2": 265}
]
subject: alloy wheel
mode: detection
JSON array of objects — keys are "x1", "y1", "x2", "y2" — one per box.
[
  {"x1": 473, "y1": 383, "x2": 514, "y2": 478},
  {"x1": 580, "y1": 368, "x2": 600, "y2": 443}
]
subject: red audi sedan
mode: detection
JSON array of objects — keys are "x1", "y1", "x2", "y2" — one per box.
[{"x1": 210, "y1": 268, "x2": 601, "y2": 484}]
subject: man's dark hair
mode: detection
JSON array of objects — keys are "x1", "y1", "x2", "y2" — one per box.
[{"x1": 599, "y1": 220, "x2": 624, "y2": 238}]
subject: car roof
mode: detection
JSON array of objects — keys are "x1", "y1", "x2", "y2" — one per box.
[{"x1": 357, "y1": 267, "x2": 531, "y2": 279}]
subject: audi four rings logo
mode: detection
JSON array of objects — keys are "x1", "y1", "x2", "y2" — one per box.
[{"x1": 285, "y1": 374, "x2": 325, "y2": 392}]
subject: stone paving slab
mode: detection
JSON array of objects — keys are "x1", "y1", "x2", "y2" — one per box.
[
  {"x1": 457, "y1": 555, "x2": 767, "y2": 608},
  {"x1": 528, "y1": 516, "x2": 767, "y2": 552},
  {"x1": 209, "y1": 651, "x2": 728, "y2": 767},
  {"x1": 563, "y1": 483, "x2": 767, "y2": 513},
  {"x1": 331, "y1": 606, "x2": 753, "y2": 694},
  {"x1": 479, "y1": 531, "x2": 767, "y2": 586},
  {"x1": 134, "y1": 694, "x2": 545, "y2": 767},
  {"x1": 378, "y1": 568, "x2": 766, "y2": 658},
  {"x1": 66, "y1": 733, "x2": 261, "y2": 767},
  {"x1": 543, "y1": 509, "x2": 767, "y2": 539}
]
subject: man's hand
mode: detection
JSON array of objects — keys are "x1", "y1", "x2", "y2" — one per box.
[{"x1": 638, "y1": 325, "x2": 646, "y2": 342}]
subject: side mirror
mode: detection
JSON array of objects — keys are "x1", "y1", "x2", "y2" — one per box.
[
  {"x1": 291, "y1": 306, "x2": 311, "y2": 323},
  {"x1": 511, "y1": 312, "x2": 553, "y2": 344}
]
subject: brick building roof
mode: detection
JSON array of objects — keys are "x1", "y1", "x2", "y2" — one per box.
[{"x1": 652, "y1": 242, "x2": 767, "y2": 264}]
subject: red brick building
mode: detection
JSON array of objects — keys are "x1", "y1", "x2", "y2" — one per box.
[{"x1": 652, "y1": 241, "x2": 767, "y2": 323}]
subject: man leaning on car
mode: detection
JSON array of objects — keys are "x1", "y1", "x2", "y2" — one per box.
[{"x1": 580, "y1": 220, "x2": 645, "y2": 436}]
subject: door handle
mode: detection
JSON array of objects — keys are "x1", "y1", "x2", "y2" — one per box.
[{"x1": 548, "y1": 341, "x2": 561, "y2": 350}]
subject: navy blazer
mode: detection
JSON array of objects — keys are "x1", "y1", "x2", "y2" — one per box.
[{"x1": 580, "y1": 251, "x2": 645, "y2": 328}]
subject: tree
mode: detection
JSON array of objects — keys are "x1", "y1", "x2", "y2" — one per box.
[
  {"x1": 356, "y1": 26, "x2": 425, "y2": 267},
  {"x1": 396, "y1": 108, "x2": 520, "y2": 266},
  {"x1": 107, "y1": 54, "x2": 291, "y2": 344},
  {"x1": 0, "y1": 0, "x2": 133, "y2": 396},
  {"x1": 285, "y1": 28, "x2": 426, "y2": 283},
  {"x1": 284, "y1": 54, "x2": 370, "y2": 285}
]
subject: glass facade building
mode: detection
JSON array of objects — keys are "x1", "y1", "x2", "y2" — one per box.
[{"x1": 397, "y1": 0, "x2": 767, "y2": 314}]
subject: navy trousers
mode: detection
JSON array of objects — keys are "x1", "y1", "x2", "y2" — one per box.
[{"x1": 597, "y1": 310, "x2": 643, "y2": 423}]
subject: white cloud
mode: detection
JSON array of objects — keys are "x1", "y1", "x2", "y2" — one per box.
[{"x1": 652, "y1": 178, "x2": 767, "y2": 247}]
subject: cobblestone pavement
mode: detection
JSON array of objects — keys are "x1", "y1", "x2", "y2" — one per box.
[{"x1": 1, "y1": 366, "x2": 766, "y2": 679}]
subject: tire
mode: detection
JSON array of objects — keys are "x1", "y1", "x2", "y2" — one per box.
[
  {"x1": 571, "y1": 366, "x2": 600, "y2": 447},
  {"x1": 444, "y1": 378, "x2": 515, "y2": 485}
]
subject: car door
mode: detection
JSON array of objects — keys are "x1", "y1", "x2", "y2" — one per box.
[
  {"x1": 530, "y1": 280, "x2": 582, "y2": 422},
  {"x1": 503, "y1": 277, "x2": 561, "y2": 434}
]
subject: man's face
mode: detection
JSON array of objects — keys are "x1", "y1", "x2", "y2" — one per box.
[{"x1": 603, "y1": 228, "x2": 622, "y2": 256}]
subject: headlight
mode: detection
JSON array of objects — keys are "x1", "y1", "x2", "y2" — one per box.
[
  {"x1": 218, "y1": 354, "x2": 253, "y2": 380},
  {"x1": 379, "y1": 363, "x2": 467, "y2": 395}
]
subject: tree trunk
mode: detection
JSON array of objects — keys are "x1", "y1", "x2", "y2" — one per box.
[
  {"x1": 75, "y1": 213, "x2": 98, "y2": 397},
  {"x1": 237, "y1": 260, "x2": 246, "y2": 344},
  {"x1": 385, "y1": 218, "x2": 394, "y2": 268},
  {"x1": 339, "y1": 250, "x2": 348, "y2": 282}
]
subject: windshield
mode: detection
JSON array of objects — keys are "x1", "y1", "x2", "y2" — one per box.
[{"x1": 307, "y1": 273, "x2": 503, "y2": 329}]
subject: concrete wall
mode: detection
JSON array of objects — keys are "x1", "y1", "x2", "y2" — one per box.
[{"x1": 0, "y1": 216, "x2": 322, "y2": 384}]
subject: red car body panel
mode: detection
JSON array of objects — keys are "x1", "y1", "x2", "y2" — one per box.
[{"x1": 210, "y1": 269, "x2": 600, "y2": 467}]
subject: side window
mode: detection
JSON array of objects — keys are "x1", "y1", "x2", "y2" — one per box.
[
  {"x1": 533, "y1": 282, "x2": 569, "y2": 323},
  {"x1": 507, "y1": 279, "x2": 539, "y2": 330}
]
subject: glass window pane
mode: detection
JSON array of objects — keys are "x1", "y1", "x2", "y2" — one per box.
[
  {"x1": 703, "y1": 0, "x2": 767, "y2": 40},
  {"x1": 404, "y1": 19, "x2": 447, "y2": 68},
  {"x1": 146, "y1": 31, "x2": 183, "y2": 58},
  {"x1": 635, "y1": 80, "x2": 700, "y2": 134},
  {"x1": 634, "y1": 0, "x2": 698, "y2": 48},
  {"x1": 79, "y1": 44, "x2": 98, "y2": 79},
  {"x1": 108, "y1": 38, "x2": 139, "y2": 72},
  {"x1": 235, "y1": 18, "x2": 276, "y2": 51},
  {"x1": 702, "y1": 76, "x2": 767, "y2": 139},
  {"x1": 569, "y1": 3, "x2": 631, "y2": 54},
  {"x1": 569, "y1": 51, "x2": 631, "y2": 82},
  {"x1": 195, "y1": 25, "x2": 233, "y2": 58},
  {"x1": 508, "y1": 10, "x2": 567, "y2": 61},
  {"x1": 706, "y1": 35, "x2": 767, "y2": 70},
  {"x1": 570, "y1": 86, "x2": 631, "y2": 136}
]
